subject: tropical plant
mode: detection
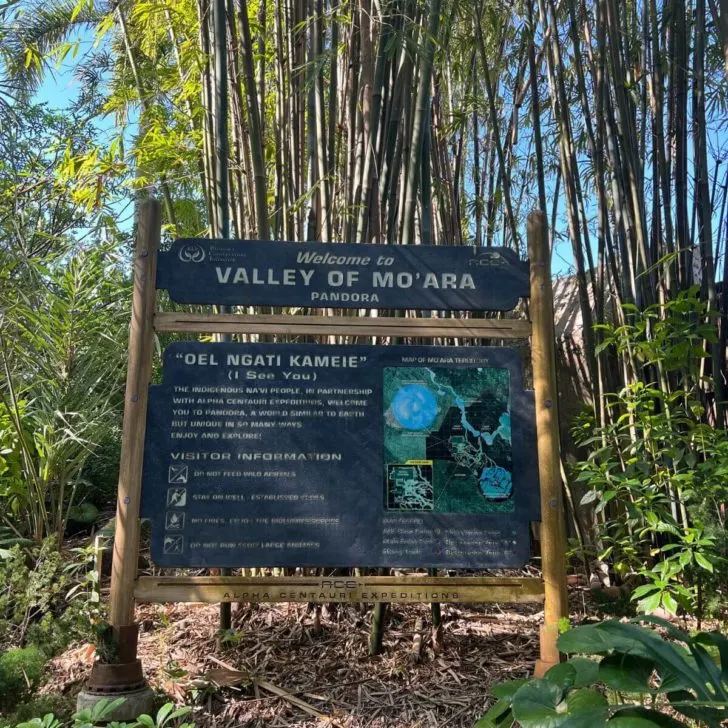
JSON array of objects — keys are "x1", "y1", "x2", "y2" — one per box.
[
  {"x1": 476, "y1": 617, "x2": 728, "y2": 727},
  {"x1": 0, "y1": 102, "x2": 125, "y2": 263},
  {"x1": 0, "y1": 245, "x2": 130, "y2": 545},
  {"x1": 0, "y1": 536, "x2": 101, "y2": 651},
  {"x1": 573, "y1": 290, "x2": 727, "y2": 618},
  {"x1": 0, "y1": 536, "x2": 106, "y2": 715},
  {"x1": 14, "y1": 699, "x2": 194, "y2": 728}
]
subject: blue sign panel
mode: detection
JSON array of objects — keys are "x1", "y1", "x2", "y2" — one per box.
[
  {"x1": 141, "y1": 343, "x2": 539, "y2": 569},
  {"x1": 156, "y1": 240, "x2": 529, "y2": 311}
]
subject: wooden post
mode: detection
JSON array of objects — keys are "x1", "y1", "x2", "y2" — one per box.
[
  {"x1": 369, "y1": 601, "x2": 387, "y2": 656},
  {"x1": 527, "y1": 211, "x2": 569, "y2": 677},
  {"x1": 428, "y1": 568, "x2": 444, "y2": 653},
  {"x1": 109, "y1": 200, "x2": 161, "y2": 635}
]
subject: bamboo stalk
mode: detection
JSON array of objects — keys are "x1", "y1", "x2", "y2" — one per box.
[{"x1": 401, "y1": 0, "x2": 441, "y2": 245}]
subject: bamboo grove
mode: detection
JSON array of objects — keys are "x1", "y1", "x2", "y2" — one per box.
[{"x1": 2, "y1": 0, "x2": 728, "y2": 567}]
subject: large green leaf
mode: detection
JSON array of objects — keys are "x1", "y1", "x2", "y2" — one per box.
[
  {"x1": 491, "y1": 679, "x2": 529, "y2": 700},
  {"x1": 474, "y1": 698, "x2": 514, "y2": 728},
  {"x1": 598, "y1": 653, "x2": 656, "y2": 693},
  {"x1": 511, "y1": 682, "x2": 609, "y2": 728},
  {"x1": 546, "y1": 658, "x2": 600, "y2": 690},
  {"x1": 686, "y1": 641, "x2": 728, "y2": 701},
  {"x1": 692, "y1": 631, "x2": 728, "y2": 686},
  {"x1": 560, "y1": 689, "x2": 610, "y2": 728},
  {"x1": 510, "y1": 680, "x2": 565, "y2": 728},
  {"x1": 557, "y1": 623, "x2": 652, "y2": 658},
  {"x1": 667, "y1": 690, "x2": 728, "y2": 726},
  {"x1": 597, "y1": 622, "x2": 707, "y2": 699},
  {"x1": 655, "y1": 669, "x2": 692, "y2": 694},
  {"x1": 473, "y1": 718, "x2": 498, "y2": 728}
]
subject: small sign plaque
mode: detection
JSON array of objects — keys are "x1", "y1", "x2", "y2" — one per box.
[
  {"x1": 141, "y1": 342, "x2": 538, "y2": 569},
  {"x1": 156, "y1": 240, "x2": 529, "y2": 310}
]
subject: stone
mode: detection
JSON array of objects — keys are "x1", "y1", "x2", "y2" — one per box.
[{"x1": 76, "y1": 687, "x2": 155, "y2": 721}]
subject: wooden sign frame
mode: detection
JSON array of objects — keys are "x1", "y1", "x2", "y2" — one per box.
[{"x1": 109, "y1": 201, "x2": 567, "y2": 676}]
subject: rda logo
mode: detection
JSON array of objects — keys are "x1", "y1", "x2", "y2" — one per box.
[
  {"x1": 178, "y1": 243, "x2": 206, "y2": 263},
  {"x1": 468, "y1": 250, "x2": 504, "y2": 267}
]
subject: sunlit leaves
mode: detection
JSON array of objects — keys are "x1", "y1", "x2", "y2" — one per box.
[{"x1": 0, "y1": 245, "x2": 130, "y2": 543}]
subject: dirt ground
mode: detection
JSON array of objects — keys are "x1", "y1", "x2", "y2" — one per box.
[{"x1": 41, "y1": 589, "x2": 583, "y2": 727}]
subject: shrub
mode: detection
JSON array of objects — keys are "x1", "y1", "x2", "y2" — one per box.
[
  {"x1": 0, "y1": 538, "x2": 101, "y2": 656},
  {"x1": 0, "y1": 539, "x2": 69, "y2": 649},
  {"x1": 0, "y1": 646, "x2": 46, "y2": 710},
  {"x1": 8, "y1": 700, "x2": 195, "y2": 728},
  {"x1": 573, "y1": 289, "x2": 727, "y2": 619},
  {"x1": 0, "y1": 695, "x2": 74, "y2": 726},
  {"x1": 0, "y1": 245, "x2": 129, "y2": 546},
  {"x1": 476, "y1": 617, "x2": 728, "y2": 727},
  {"x1": 79, "y1": 427, "x2": 122, "y2": 513}
]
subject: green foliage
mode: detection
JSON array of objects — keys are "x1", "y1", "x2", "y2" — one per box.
[
  {"x1": 0, "y1": 525, "x2": 32, "y2": 561},
  {"x1": 0, "y1": 537, "x2": 108, "y2": 716},
  {"x1": 0, "y1": 695, "x2": 74, "y2": 727},
  {"x1": 78, "y1": 428, "x2": 122, "y2": 511},
  {"x1": 9, "y1": 699, "x2": 194, "y2": 728},
  {"x1": 476, "y1": 618, "x2": 728, "y2": 728},
  {"x1": 0, "y1": 537, "x2": 101, "y2": 660},
  {"x1": 0, "y1": 244, "x2": 130, "y2": 545},
  {"x1": 574, "y1": 290, "x2": 727, "y2": 618},
  {"x1": 0, "y1": 646, "x2": 46, "y2": 710},
  {"x1": 0, "y1": 100, "x2": 131, "y2": 547},
  {"x1": 0, "y1": 104, "x2": 95, "y2": 260}
]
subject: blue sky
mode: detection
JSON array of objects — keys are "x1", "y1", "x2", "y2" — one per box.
[{"x1": 34, "y1": 29, "x2": 138, "y2": 235}]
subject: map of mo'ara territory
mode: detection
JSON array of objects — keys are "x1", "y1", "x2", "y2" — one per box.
[{"x1": 384, "y1": 367, "x2": 513, "y2": 514}]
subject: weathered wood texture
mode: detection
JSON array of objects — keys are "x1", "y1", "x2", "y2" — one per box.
[
  {"x1": 110, "y1": 201, "x2": 161, "y2": 628},
  {"x1": 154, "y1": 312, "x2": 531, "y2": 339},
  {"x1": 528, "y1": 211, "x2": 569, "y2": 675},
  {"x1": 134, "y1": 575, "x2": 545, "y2": 604}
]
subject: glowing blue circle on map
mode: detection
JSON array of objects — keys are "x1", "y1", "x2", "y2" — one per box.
[
  {"x1": 391, "y1": 384, "x2": 438, "y2": 430},
  {"x1": 479, "y1": 465, "x2": 513, "y2": 500}
]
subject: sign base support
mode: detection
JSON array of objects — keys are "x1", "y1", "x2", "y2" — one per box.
[
  {"x1": 77, "y1": 624, "x2": 154, "y2": 719},
  {"x1": 77, "y1": 685, "x2": 155, "y2": 721}
]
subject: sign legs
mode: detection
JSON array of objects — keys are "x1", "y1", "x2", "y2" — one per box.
[
  {"x1": 77, "y1": 201, "x2": 161, "y2": 719},
  {"x1": 89, "y1": 203, "x2": 565, "y2": 709},
  {"x1": 528, "y1": 211, "x2": 569, "y2": 676}
]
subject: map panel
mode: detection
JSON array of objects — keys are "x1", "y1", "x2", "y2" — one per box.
[{"x1": 384, "y1": 367, "x2": 513, "y2": 515}]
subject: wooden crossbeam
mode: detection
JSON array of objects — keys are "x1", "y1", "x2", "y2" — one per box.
[
  {"x1": 134, "y1": 575, "x2": 544, "y2": 604},
  {"x1": 154, "y1": 312, "x2": 532, "y2": 339}
]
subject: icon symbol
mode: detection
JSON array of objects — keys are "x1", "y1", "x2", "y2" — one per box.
[
  {"x1": 168, "y1": 464, "x2": 188, "y2": 484},
  {"x1": 178, "y1": 243, "x2": 206, "y2": 263},
  {"x1": 165, "y1": 511, "x2": 185, "y2": 531},
  {"x1": 163, "y1": 535, "x2": 184, "y2": 554},
  {"x1": 166, "y1": 487, "x2": 187, "y2": 508}
]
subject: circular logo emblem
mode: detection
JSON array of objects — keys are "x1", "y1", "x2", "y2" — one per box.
[{"x1": 178, "y1": 243, "x2": 206, "y2": 263}]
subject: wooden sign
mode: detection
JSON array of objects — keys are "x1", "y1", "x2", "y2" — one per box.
[
  {"x1": 157, "y1": 240, "x2": 529, "y2": 310},
  {"x1": 109, "y1": 203, "x2": 569, "y2": 679},
  {"x1": 135, "y1": 575, "x2": 545, "y2": 605}
]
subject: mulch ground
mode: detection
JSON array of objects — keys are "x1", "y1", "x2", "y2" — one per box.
[{"x1": 39, "y1": 583, "x2": 596, "y2": 727}]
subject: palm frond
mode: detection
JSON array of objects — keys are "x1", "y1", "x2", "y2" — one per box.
[{"x1": 0, "y1": 0, "x2": 110, "y2": 96}]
